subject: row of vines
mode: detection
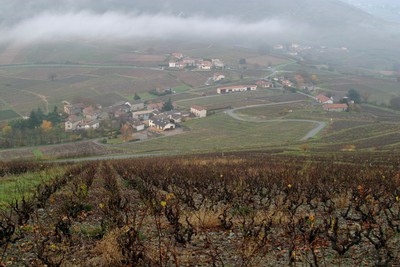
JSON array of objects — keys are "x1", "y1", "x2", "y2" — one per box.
[{"x1": 1, "y1": 153, "x2": 400, "y2": 266}]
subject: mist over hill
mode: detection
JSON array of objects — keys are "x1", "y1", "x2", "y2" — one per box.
[{"x1": 0, "y1": 0, "x2": 398, "y2": 54}]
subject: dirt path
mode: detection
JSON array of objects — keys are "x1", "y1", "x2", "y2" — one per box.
[
  {"x1": 224, "y1": 101, "x2": 327, "y2": 141},
  {"x1": 20, "y1": 90, "x2": 49, "y2": 113}
]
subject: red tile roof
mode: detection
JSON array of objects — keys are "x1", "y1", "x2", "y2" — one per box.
[
  {"x1": 316, "y1": 94, "x2": 331, "y2": 103},
  {"x1": 191, "y1": 105, "x2": 207, "y2": 111}
]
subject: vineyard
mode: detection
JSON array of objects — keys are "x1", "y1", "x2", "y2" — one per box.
[{"x1": 1, "y1": 153, "x2": 400, "y2": 266}]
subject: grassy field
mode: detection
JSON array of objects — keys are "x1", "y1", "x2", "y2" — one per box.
[
  {"x1": 125, "y1": 113, "x2": 314, "y2": 154},
  {"x1": 236, "y1": 102, "x2": 316, "y2": 120},
  {"x1": 176, "y1": 90, "x2": 283, "y2": 109},
  {"x1": 0, "y1": 166, "x2": 66, "y2": 208}
]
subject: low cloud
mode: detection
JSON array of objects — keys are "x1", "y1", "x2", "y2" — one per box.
[{"x1": 0, "y1": 11, "x2": 302, "y2": 44}]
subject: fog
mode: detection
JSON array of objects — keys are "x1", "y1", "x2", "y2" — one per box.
[
  {"x1": 0, "y1": 0, "x2": 397, "y2": 49},
  {"x1": 0, "y1": 11, "x2": 302, "y2": 45}
]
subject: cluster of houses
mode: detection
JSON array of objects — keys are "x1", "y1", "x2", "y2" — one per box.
[
  {"x1": 168, "y1": 52, "x2": 224, "y2": 70},
  {"x1": 63, "y1": 99, "x2": 209, "y2": 134},
  {"x1": 315, "y1": 94, "x2": 348, "y2": 112},
  {"x1": 64, "y1": 100, "x2": 145, "y2": 132}
]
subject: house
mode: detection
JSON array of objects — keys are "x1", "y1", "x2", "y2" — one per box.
[
  {"x1": 169, "y1": 61, "x2": 177, "y2": 68},
  {"x1": 323, "y1": 104, "x2": 348, "y2": 112},
  {"x1": 82, "y1": 106, "x2": 101, "y2": 121},
  {"x1": 130, "y1": 100, "x2": 145, "y2": 112},
  {"x1": 77, "y1": 120, "x2": 100, "y2": 130},
  {"x1": 149, "y1": 115, "x2": 176, "y2": 131},
  {"x1": 147, "y1": 102, "x2": 165, "y2": 111},
  {"x1": 213, "y1": 73, "x2": 225, "y2": 82},
  {"x1": 112, "y1": 101, "x2": 132, "y2": 113},
  {"x1": 256, "y1": 80, "x2": 273, "y2": 88},
  {"x1": 182, "y1": 58, "x2": 196, "y2": 67},
  {"x1": 217, "y1": 85, "x2": 257, "y2": 94},
  {"x1": 316, "y1": 94, "x2": 333, "y2": 104},
  {"x1": 212, "y1": 59, "x2": 224, "y2": 68},
  {"x1": 164, "y1": 110, "x2": 185, "y2": 123},
  {"x1": 64, "y1": 103, "x2": 84, "y2": 115},
  {"x1": 198, "y1": 61, "x2": 213, "y2": 70},
  {"x1": 131, "y1": 119, "x2": 145, "y2": 132},
  {"x1": 190, "y1": 105, "x2": 207, "y2": 118},
  {"x1": 171, "y1": 52, "x2": 184, "y2": 59},
  {"x1": 64, "y1": 115, "x2": 82, "y2": 131},
  {"x1": 281, "y1": 79, "x2": 295, "y2": 88},
  {"x1": 132, "y1": 110, "x2": 154, "y2": 120}
]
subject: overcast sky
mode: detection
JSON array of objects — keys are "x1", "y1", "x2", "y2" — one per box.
[{"x1": 0, "y1": 0, "x2": 313, "y2": 45}]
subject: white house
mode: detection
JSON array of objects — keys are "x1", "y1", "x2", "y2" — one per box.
[
  {"x1": 149, "y1": 116, "x2": 176, "y2": 131},
  {"x1": 190, "y1": 105, "x2": 207, "y2": 118},
  {"x1": 217, "y1": 85, "x2": 257, "y2": 94},
  {"x1": 131, "y1": 119, "x2": 145, "y2": 131}
]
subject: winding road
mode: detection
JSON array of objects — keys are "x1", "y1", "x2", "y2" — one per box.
[{"x1": 224, "y1": 101, "x2": 327, "y2": 141}]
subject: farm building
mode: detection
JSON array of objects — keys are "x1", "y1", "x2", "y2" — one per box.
[
  {"x1": 217, "y1": 85, "x2": 257, "y2": 94},
  {"x1": 316, "y1": 94, "x2": 333, "y2": 104},
  {"x1": 323, "y1": 103, "x2": 348, "y2": 112},
  {"x1": 256, "y1": 80, "x2": 273, "y2": 88},
  {"x1": 190, "y1": 105, "x2": 207, "y2": 118}
]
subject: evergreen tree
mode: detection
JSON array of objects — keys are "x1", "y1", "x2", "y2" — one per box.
[
  {"x1": 162, "y1": 98, "x2": 174, "y2": 111},
  {"x1": 134, "y1": 93, "x2": 141, "y2": 100},
  {"x1": 347, "y1": 89, "x2": 361, "y2": 104}
]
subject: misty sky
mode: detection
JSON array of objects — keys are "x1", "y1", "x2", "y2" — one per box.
[
  {"x1": 0, "y1": 0, "x2": 395, "y2": 47},
  {"x1": 0, "y1": 0, "x2": 314, "y2": 45}
]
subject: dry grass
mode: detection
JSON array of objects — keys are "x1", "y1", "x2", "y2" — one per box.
[
  {"x1": 185, "y1": 208, "x2": 222, "y2": 230},
  {"x1": 89, "y1": 228, "x2": 124, "y2": 267}
]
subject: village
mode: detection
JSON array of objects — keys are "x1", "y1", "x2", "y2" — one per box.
[
  {"x1": 62, "y1": 51, "x2": 351, "y2": 143},
  {"x1": 63, "y1": 97, "x2": 209, "y2": 143}
]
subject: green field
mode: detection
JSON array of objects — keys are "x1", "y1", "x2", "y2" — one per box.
[
  {"x1": 176, "y1": 90, "x2": 282, "y2": 109},
  {"x1": 0, "y1": 166, "x2": 66, "y2": 208},
  {"x1": 124, "y1": 113, "x2": 314, "y2": 154}
]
